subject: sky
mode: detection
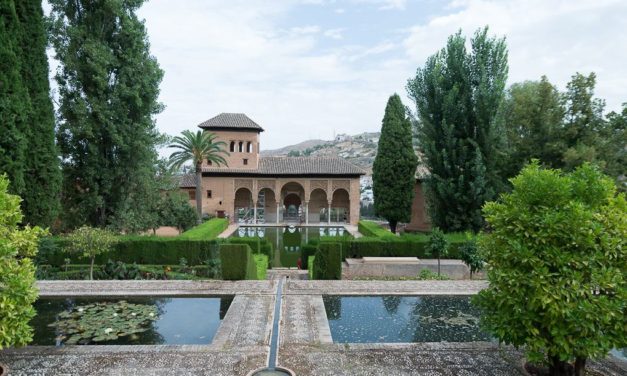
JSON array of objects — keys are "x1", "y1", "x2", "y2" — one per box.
[{"x1": 47, "y1": 0, "x2": 627, "y2": 151}]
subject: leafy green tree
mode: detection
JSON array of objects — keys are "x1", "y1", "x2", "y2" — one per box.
[
  {"x1": 65, "y1": 226, "x2": 118, "y2": 280},
  {"x1": 458, "y1": 235, "x2": 483, "y2": 279},
  {"x1": 407, "y1": 27, "x2": 508, "y2": 232},
  {"x1": 0, "y1": 0, "x2": 28, "y2": 197},
  {"x1": 425, "y1": 227, "x2": 448, "y2": 276},
  {"x1": 14, "y1": 0, "x2": 61, "y2": 227},
  {"x1": 49, "y1": 0, "x2": 164, "y2": 229},
  {"x1": 0, "y1": 174, "x2": 47, "y2": 349},
  {"x1": 602, "y1": 104, "x2": 627, "y2": 189},
  {"x1": 168, "y1": 130, "x2": 228, "y2": 220},
  {"x1": 499, "y1": 77, "x2": 565, "y2": 177},
  {"x1": 475, "y1": 162, "x2": 626, "y2": 376},
  {"x1": 372, "y1": 94, "x2": 418, "y2": 233},
  {"x1": 159, "y1": 191, "x2": 198, "y2": 233}
]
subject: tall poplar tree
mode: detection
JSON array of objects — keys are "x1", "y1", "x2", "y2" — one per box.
[
  {"x1": 372, "y1": 94, "x2": 418, "y2": 233},
  {"x1": 407, "y1": 27, "x2": 508, "y2": 232},
  {"x1": 0, "y1": 0, "x2": 28, "y2": 197},
  {"x1": 15, "y1": 0, "x2": 62, "y2": 227},
  {"x1": 49, "y1": 0, "x2": 164, "y2": 228}
]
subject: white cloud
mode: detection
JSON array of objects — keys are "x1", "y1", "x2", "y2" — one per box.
[
  {"x1": 324, "y1": 28, "x2": 346, "y2": 39},
  {"x1": 403, "y1": 0, "x2": 627, "y2": 112}
]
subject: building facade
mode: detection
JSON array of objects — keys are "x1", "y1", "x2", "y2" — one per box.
[{"x1": 180, "y1": 113, "x2": 365, "y2": 225}]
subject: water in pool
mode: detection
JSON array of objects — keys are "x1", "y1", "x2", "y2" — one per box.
[
  {"x1": 231, "y1": 226, "x2": 350, "y2": 267},
  {"x1": 31, "y1": 296, "x2": 233, "y2": 346},
  {"x1": 323, "y1": 295, "x2": 491, "y2": 343}
]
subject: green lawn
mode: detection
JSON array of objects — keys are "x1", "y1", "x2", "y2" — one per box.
[{"x1": 178, "y1": 218, "x2": 228, "y2": 240}]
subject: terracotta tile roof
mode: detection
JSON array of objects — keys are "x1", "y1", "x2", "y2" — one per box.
[
  {"x1": 197, "y1": 113, "x2": 264, "y2": 132},
  {"x1": 177, "y1": 174, "x2": 196, "y2": 188},
  {"x1": 201, "y1": 156, "x2": 366, "y2": 176}
]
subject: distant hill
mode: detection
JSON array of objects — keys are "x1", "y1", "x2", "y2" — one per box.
[{"x1": 261, "y1": 132, "x2": 380, "y2": 174}]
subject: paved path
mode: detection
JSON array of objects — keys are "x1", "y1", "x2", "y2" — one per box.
[{"x1": 2, "y1": 280, "x2": 625, "y2": 376}]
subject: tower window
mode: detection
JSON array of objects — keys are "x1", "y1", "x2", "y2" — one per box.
[
  {"x1": 229, "y1": 141, "x2": 235, "y2": 152},
  {"x1": 243, "y1": 158, "x2": 248, "y2": 165},
  {"x1": 207, "y1": 190, "x2": 212, "y2": 198},
  {"x1": 207, "y1": 159, "x2": 213, "y2": 166},
  {"x1": 238, "y1": 141, "x2": 243, "y2": 152},
  {"x1": 247, "y1": 142, "x2": 252, "y2": 153}
]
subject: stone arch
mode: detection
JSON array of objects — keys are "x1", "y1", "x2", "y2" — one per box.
[
  {"x1": 331, "y1": 188, "x2": 350, "y2": 223},
  {"x1": 234, "y1": 187, "x2": 253, "y2": 222},
  {"x1": 280, "y1": 182, "x2": 305, "y2": 222},
  {"x1": 257, "y1": 187, "x2": 277, "y2": 223},
  {"x1": 309, "y1": 188, "x2": 328, "y2": 223}
]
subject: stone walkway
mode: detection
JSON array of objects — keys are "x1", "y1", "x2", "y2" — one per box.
[{"x1": 1, "y1": 280, "x2": 625, "y2": 376}]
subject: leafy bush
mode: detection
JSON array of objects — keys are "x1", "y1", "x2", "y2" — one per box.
[
  {"x1": 358, "y1": 221, "x2": 391, "y2": 237},
  {"x1": 0, "y1": 175, "x2": 47, "y2": 349},
  {"x1": 178, "y1": 218, "x2": 228, "y2": 240},
  {"x1": 458, "y1": 236, "x2": 483, "y2": 279},
  {"x1": 426, "y1": 228, "x2": 448, "y2": 276},
  {"x1": 475, "y1": 163, "x2": 627, "y2": 375},
  {"x1": 313, "y1": 243, "x2": 342, "y2": 280},
  {"x1": 65, "y1": 226, "x2": 118, "y2": 280},
  {"x1": 219, "y1": 244, "x2": 258, "y2": 280},
  {"x1": 97, "y1": 260, "x2": 141, "y2": 280}
]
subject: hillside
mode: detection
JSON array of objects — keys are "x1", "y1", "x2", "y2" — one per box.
[{"x1": 261, "y1": 132, "x2": 380, "y2": 174}]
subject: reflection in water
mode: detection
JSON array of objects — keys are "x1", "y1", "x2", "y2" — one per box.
[
  {"x1": 323, "y1": 295, "x2": 491, "y2": 343},
  {"x1": 232, "y1": 226, "x2": 351, "y2": 267},
  {"x1": 31, "y1": 296, "x2": 234, "y2": 346}
]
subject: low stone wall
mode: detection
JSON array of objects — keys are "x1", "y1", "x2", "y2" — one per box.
[{"x1": 343, "y1": 258, "x2": 483, "y2": 280}]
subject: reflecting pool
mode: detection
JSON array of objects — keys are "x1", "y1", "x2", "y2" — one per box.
[
  {"x1": 323, "y1": 295, "x2": 491, "y2": 343},
  {"x1": 31, "y1": 296, "x2": 233, "y2": 346},
  {"x1": 231, "y1": 226, "x2": 351, "y2": 267}
]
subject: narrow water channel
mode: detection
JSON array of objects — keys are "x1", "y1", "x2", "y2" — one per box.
[{"x1": 267, "y1": 277, "x2": 284, "y2": 370}]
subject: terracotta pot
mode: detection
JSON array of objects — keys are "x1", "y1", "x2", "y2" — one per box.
[{"x1": 0, "y1": 363, "x2": 8, "y2": 376}]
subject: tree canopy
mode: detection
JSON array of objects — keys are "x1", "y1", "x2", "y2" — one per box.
[
  {"x1": 372, "y1": 94, "x2": 417, "y2": 233},
  {"x1": 49, "y1": 0, "x2": 164, "y2": 229},
  {"x1": 475, "y1": 162, "x2": 626, "y2": 375},
  {"x1": 407, "y1": 27, "x2": 508, "y2": 232}
]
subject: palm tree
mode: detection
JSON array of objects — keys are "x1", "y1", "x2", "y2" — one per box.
[{"x1": 168, "y1": 130, "x2": 228, "y2": 221}]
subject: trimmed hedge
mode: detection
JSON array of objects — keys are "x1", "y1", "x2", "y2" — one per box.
[
  {"x1": 219, "y1": 243, "x2": 258, "y2": 280},
  {"x1": 179, "y1": 218, "x2": 229, "y2": 240},
  {"x1": 38, "y1": 236, "x2": 219, "y2": 266},
  {"x1": 313, "y1": 242, "x2": 342, "y2": 280},
  {"x1": 228, "y1": 237, "x2": 274, "y2": 269},
  {"x1": 301, "y1": 244, "x2": 318, "y2": 270},
  {"x1": 358, "y1": 220, "x2": 392, "y2": 237},
  {"x1": 253, "y1": 254, "x2": 268, "y2": 280},
  {"x1": 308, "y1": 256, "x2": 314, "y2": 280},
  {"x1": 346, "y1": 236, "x2": 463, "y2": 259}
]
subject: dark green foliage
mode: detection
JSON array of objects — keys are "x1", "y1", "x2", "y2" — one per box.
[
  {"x1": 97, "y1": 259, "x2": 141, "y2": 280},
  {"x1": 301, "y1": 244, "x2": 318, "y2": 270},
  {"x1": 38, "y1": 236, "x2": 219, "y2": 266},
  {"x1": 14, "y1": 0, "x2": 61, "y2": 227},
  {"x1": 48, "y1": 0, "x2": 164, "y2": 229},
  {"x1": 227, "y1": 237, "x2": 274, "y2": 269},
  {"x1": 0, "y1": 0, "x2": 28, "y2": 196},
  {"x1": 407, "y1": 27, "x2": 508, "y2": 232},
  {"x1": 226, "y1": 237, "x2": 260, "y2": 252},
  {"x1": 475, "y1": 162, "x2": 627, "y2": 374},
  {"x1": 178, "y1": 218, "x2": 229, "y2": 240},
  {"x1": 219, "y1": 244, "x2": 258, "y2": 280},
  {"x1": 357, "y1": 220, "x2": 391, "y2": 237},
  {"x1": 312, "y1": 243, "x2": 342, "y2": 280},
  {"x1": 372, "y1": 94, "x2": 418, "y2": 233},
  {"x1": 346, "y1": 235, "x2": 463, "y2": 260},
  {"x1": 458, "y1": 236, "x2": 483, "y2": 278},
  {"x1": 158, "y1": 191, "x2": 199, "y2": 232},
  {"x1": 499, "y1": 77, "x2": 565, "y2": 178}
]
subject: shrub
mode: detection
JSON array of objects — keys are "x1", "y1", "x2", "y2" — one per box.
[
  {"x1": 458, "y1": 236, "x2": 483, "y2": 279},
  {"x1": 425, "y1": 228, "x2": 448, "y2": 276},
  {"x1": 308, "y1": 256, "x2": 315, "y2": 280},
  {"x1": 229, "y1": 237, "x2": 273, "y2": 269},
  {"x1": 301, "y1": 244, "x2": 318, "y2": 270},
  {"x1": 178, "y1": 218, "x2": 228, "y2": 240},
  {"x1": 0, "y1": 175, "x2": 47, "y2": 349},
  {"x1": 313, "y1": 243, "x2": 342, "y2": 280},
  {"x1": 219, "y1": 244, "x2": 258, "y2": 280},
  {"x1": 357, "y1": 220, "x2": 391, "y2": 237},
  {"x1": 253, "y1": 254, "x2": 268, "y2": 280},
  {"x1": 38, "y1": 237, "x2": 219, "y2": 266},
  {"x1": 475, "y1": 163, "x2": 627, "y2": 375},
  {"x1": 65, "y1": 226, "x2": 118, "y2": 280}
]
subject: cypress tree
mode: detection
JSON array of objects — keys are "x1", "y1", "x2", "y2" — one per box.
[
  {"x1": 372, "y1": 94, "x2": 418, "y2": 233},
  {"x1": 407, "y1": 27, "x2": 508, "y2": 232},
  {"x1": 14, "y1": 0, "x2": 62, "y2": 227},
  {"x1": 0, "y1": 0, "x2": 28, "y2": 196},
  {"x1": 49, "y1": 0, "x2": 164, "y2": 229}
]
